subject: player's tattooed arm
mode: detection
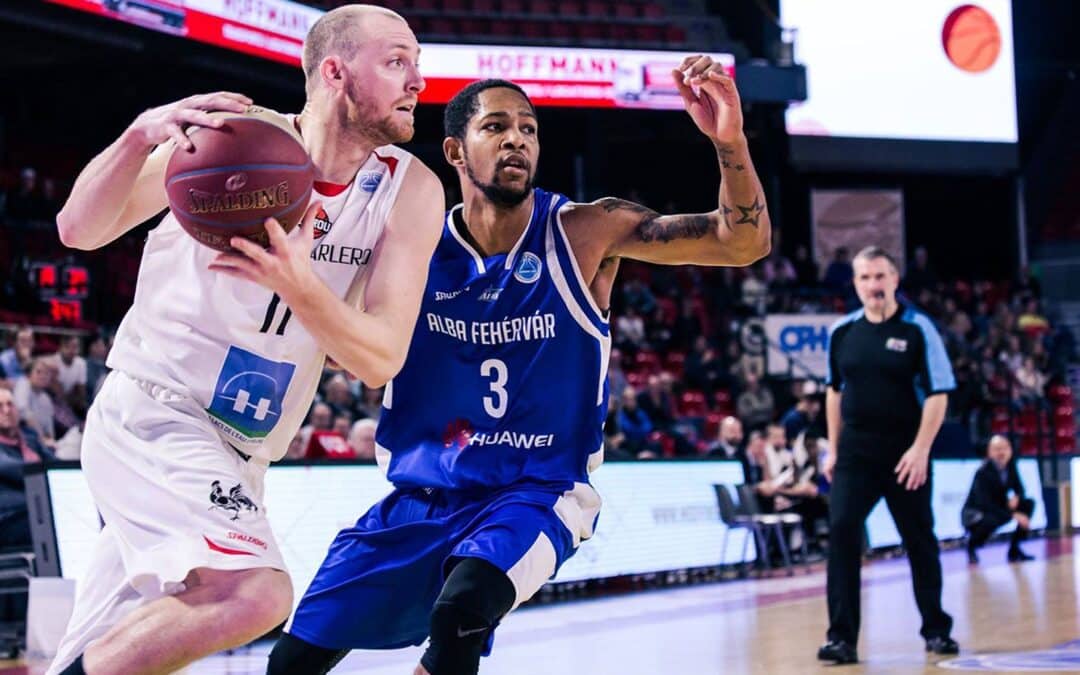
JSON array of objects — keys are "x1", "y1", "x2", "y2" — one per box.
[
  {"x1": 585, "y1": 180, "x2": 767, "y2": 267},
  {"x1": 596, "y1": 199, "x2": 716, "y2": 243}
]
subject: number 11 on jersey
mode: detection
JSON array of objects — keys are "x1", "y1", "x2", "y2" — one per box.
[
  {"x1": 260, "y1": 293, "x2": 293, "y2": 336},
  {"x1": 481, "y1": 359, "x2": 508, "y2": 418}
]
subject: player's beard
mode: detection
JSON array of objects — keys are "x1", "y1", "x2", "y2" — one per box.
[
  {"x1": 344, "y1": 87, "x2": 414, "y2": 146},
  {"x1": 464, "y1": 150, "x2": 533, "y2": 208}
]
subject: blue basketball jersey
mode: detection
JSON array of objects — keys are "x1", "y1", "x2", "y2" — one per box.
[{"x1": 376, "y1": 188, "x2": 610, "y2": 491}]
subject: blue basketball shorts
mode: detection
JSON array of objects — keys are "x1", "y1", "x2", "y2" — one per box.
[{"x1": 286, "y1": 482, "x2": 600, "y2": 651}]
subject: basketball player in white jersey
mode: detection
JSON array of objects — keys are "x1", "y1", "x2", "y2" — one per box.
[{"x1": 47, "y1": 6, "x2": 443, "y2": 674}]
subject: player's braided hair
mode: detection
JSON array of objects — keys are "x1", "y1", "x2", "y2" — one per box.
[{"x1": 443, "y1": 79, "x2": 536, "y2": 140}]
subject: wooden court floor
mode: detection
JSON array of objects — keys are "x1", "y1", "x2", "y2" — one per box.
[{"x1": 6, "y1": 536, "x2": 1079, "y2": 674}]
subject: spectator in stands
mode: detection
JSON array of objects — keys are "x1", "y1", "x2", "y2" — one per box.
[
  {"x1": 616, "y1": 386, "x2": 653, "y2": 456},
  {"x1": 603, "y1": 393, "x2": 629, "y2": 461},
  {"x1": 764, "y1": 423, "x2": 793, "y2": 477},
  {"x1": 1013, "y1": 356, "x2": 1047, "y2": 405},
  {"x1": 0, "y1": 326, "x2": 34, "y2": 382},
  {"x1": 324, "y1": 373, "x2": 361, "y2": 420},
  {"x1": 622, "y1": 278, "x2": 657, "y2": 316},
  {"x1": 0, "y1": 386, "x2": 51, "y2": 553},
  {"x1": 333, "y1": 414, "x2": 353, "y2": 439},
  {"x1": 780, "y1": 381, "x2": 820, "y2": 443},
  {"x1": 903, "y1": 246, "x2": 938, "y2": 296},
  {"x1": 347, "y1": 419, "x2": 378, "y2": 463},
  {"x1": 41, "y1": 176, "x2": 63, "y2": 220},
  {"x1": 822, "y1": 247, "x2": 853, "y2": 293},
  {"x1": 998, "y1": 334, "x2": 1024, "y2": 373},
  {"x1": 742, "y1": 431, "x2": 777, "y2": 512},
  {"x1": 741, "y1": 266, "x2": 768, "y2": 314},
  {"x1": 971, "y1": 300, "x2": 991, "y2": 338},
  {"x1": 762, "y1": 247, "x2": 798, "y2": 289},
  {"x1": 779, "y1": 428, "x2": 830, "y2": 547},
  {"x1": 685, "y1": 336, "x2": 727, "y2": 398},
  {"x1": 5, "y1": 167, "x2": 48, "y2": 223},
  {"x1": 1016, "y1": 298, "x2": 1050, "y2": 336},
  {"x1": 300, "y1": 401, "x2": 334, "y2": 450},
  {"x1": 48, "y1": 335, "x2": 88, "y2": 413},
  {"x1": 85, "y1": 335, "x2": 110, "y2": 404},
  {"x1": 962, "y1": 435, "x2": 1034, "y2": 564},
  {"x1": 356, "y1": 383, "x2": 384, "y2": 421},
  {"x1": 614, "y1": 306, "x2": 647, "y2": 352},
  {"x1": 736, "y1": 372, "x2": 774, "y2": 431},
  {"x1": 638, "y1": 374, "x2": 677, "y2": 432},
  {"x1": 793, "y1": 244, "x2": 818, "y2": 288},
  {"x1": 944, "y1": 306, "x2": 973, "y2": 353},
  {"x1": 607, "y1": 348, "x2": 628, "y2": 400},
  {"x1": 13, "y1": 357, "x2": 56, "y2": 442},
  {"x1": 728, "y1": 339, "x2": 764, "y2": 389},
  {"x1": 707, "y1": 416, "x2": 744, "y2": 460},
  {"x1": 308, "y1": 402, "x2": 333, "y2": 432}
]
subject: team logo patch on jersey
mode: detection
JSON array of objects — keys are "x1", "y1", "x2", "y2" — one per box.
[
  {"x1": 208, "y1": 480, "x2": 259, "y2": 521},
  {"x1": 885, "y1": 338, "x2": 908, "y2": 352},
  {"x1": 514, "y1": 252, "x2": 543, "y2": 284},
  {"x1": 312, "y1": 207, "x2": 332, "y2": 240},
  {"x1": 206, "y1": 346, "x2": 296, "y2": 440},
  {"x1": 358, "y1": 170, "x2": 383, "y2": 193}
]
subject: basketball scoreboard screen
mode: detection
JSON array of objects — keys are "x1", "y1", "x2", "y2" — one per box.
[
  {"x1": 780, "y1": 0, "x2": 1017, "y2": 170},
  {"x1": 45, "y1": 0, "x2": 734, "y2": 110},
  {"x1": 866, "y1": 458, "x2": 1047, "y2": 549},
  {"x1": 29, "y1": 460, "x2": 752, "y2": 606}
]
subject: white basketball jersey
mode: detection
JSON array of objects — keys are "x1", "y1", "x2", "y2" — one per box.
[{"x1": 108, "y1": 116, "x2": 414, "y2": 462}]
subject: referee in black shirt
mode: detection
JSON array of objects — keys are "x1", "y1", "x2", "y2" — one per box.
[{"x1": 817, "y1": 246, "x2": 959, "y2": 664}]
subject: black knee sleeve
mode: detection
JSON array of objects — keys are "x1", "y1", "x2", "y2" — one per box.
[
  {"x1": 266, "y1": 632, "x2": 349, "y2": 675},
  {"x1": 420, "y1": 558, "x2": 516, "y2": 675}
]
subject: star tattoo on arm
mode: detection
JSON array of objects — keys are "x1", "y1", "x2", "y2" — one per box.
[
  {"x1": 720, "y1": 203, "x2": 734, "y2": 232},
  {"x1": 717, "y1": 146, "x2": 745, "y2": 172},
  {"x1": 734, "y1": 196, "x2": 765, "y2": 229}
]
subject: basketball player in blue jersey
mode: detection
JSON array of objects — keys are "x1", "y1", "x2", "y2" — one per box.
[{"x1": 269, "y1": 56, "x2": 770, "y2": 675}]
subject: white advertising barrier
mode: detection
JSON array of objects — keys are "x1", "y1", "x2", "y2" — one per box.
[
  {"x1": 866, "y1": 458, "x2": 1047, "y2": 549},
  {"x1": 1072, "y1": 457, "x2": 1080, "y2": 527},
  {"x1": 47, "y1": 0, "x2": 733, "y2": 109},
  {"x1": 765, "y1": 313, "x2": 841, "y2": 379},
  {"x1": 39, "y1": 460, "x2": 750, "y2": 605},
  {"x1": 782, "y1": 0, "x2": 1017, "y2": 144}
]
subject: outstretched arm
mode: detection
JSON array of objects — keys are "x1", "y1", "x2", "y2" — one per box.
[{"x1": 580, "y1": 56, "x2": 770, "y2": 267}]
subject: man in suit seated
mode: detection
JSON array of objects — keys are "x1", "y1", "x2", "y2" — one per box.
[{"x1": 962, "y1": 435, "x2": 1035, "y2": 564}]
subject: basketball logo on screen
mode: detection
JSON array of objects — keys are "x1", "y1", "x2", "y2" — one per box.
[
  {"x1": 942, "y1": 4, "x2": 1001, "y2": 73},
  {"x1": 207, "y1": 346, "x2": 296, "y2": 440}
]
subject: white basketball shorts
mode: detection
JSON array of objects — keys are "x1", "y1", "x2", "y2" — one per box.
[{"x1": 47, "y1": 371, "x2": 286, "y2": 674}]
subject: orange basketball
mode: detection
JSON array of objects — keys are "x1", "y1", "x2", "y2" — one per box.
[{"x1": 942, "y1": 4, "x2": 1001, "y2": 73}]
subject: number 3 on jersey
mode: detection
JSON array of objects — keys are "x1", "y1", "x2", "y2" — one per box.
[{"x1": 481, "y1": 359, "x2": 508, "y2": 418}]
